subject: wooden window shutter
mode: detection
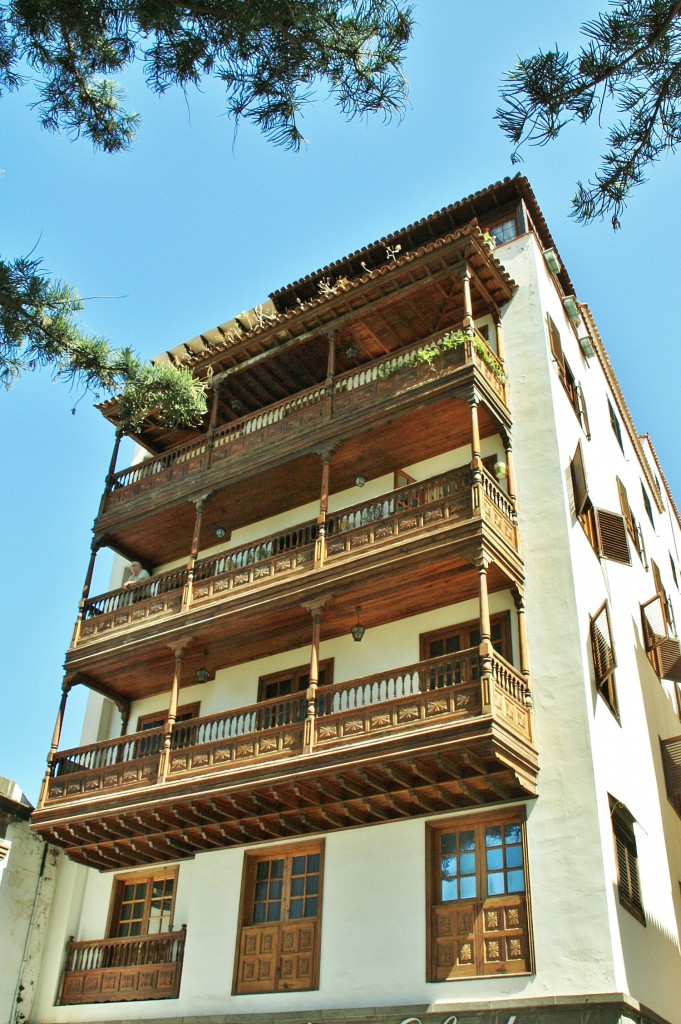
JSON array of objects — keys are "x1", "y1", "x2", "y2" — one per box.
[
  {"x1": 611, "y1": 804, "x2": 645, "y2": 922},
  {"x1": 595, "y1": 509, "x2": 631, "y2": 564},
  {"x1": 546, "y1": 313, "x2": 563, "y2": 364},
  {"x1": 570, "y1": 442, "x2": 589, "y2": 517},
  {"x1": 575, "y1": 382, "x2": 590, "y2": 437},
  {"x1": 591, "y1": 604, "x2": 616, "y2": 684},
  {"x1": 617, "y1": 478, "x2": 631, "y2": 523}
]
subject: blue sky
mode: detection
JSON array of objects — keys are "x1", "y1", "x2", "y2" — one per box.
[{"x1": 2, "y1": 1, "x2": 679, "y2": 803}]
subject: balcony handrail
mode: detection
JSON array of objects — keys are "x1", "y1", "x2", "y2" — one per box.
[
  {"x1": 106, "y1": 323, "x2": 503, "y2": 495},
  {"x1": 193, "y1": 520, "x2": 320, "y2": 583},
  {"x1": 82, "y1": 566, "x2": 188, "y2": 619},
  {"x1": 64, "y1": 926, "x2": 186, "y2": 972},
  {"x1": 50, "y1": 649, "x2": 530, "y2": 772},
  {"x1": 479, "y1": 466, "x2": 515, "y2": 522}
]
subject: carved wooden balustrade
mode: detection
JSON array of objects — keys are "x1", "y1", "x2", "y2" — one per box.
[
  {"x1": 102, "y1": 327, "x2": 506, "y2": 512},
  {"x1": 43, "y1": 649, "x2": 532, "y2": 806},
  {"x1": 76, "y1": 467, "x2": 517, "y2": 646},
  {"x1": 60, "y1": 927, "x2": 186, "y2": 1004}
]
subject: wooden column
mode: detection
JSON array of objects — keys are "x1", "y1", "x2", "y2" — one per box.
[
  {"x1": 513, "y1": 589, "x2": 532, "y2": 704},
  {"x1": 38, "y1": 680, "x2": 73, "y2": 806},
  {"x1": 494, "y1": 314, "x2": 505, "y2": 363},
  {"x1": 183, "y1": 495, "x2": 209, "y2": 611},
  {"x1": 303, "y1": 601, "x2": 325, "y2": 752},
  {"x1": 324, "y1": 332, "x2": 336, "y2": 419},
  {"x1": 116, "y1": 698, "x2": 131, "y2": 736},
  {"x1": 159, "y1": 643, "x2": 190, "y2": 782},
  {"x1": 316, "y1": 451, "x2": 333, "y2": 568},
  {"x1": 476, "y1": 557, "x2": 493, "y2": 711},
  {"x1": 462, "y1": 265, "x2": 474, "y2": 331},
  {"x1": 205, "y1": 381, "x2": 222, "y2": 467},
  {"x1": 469, "y1": 393, "x2": 482, "y2": 482},
  {"x1": 98, "y1": 429, "x2": 123, "y2": 514},
  {"x1": 72, "y1": 539, "x2": 103, "y2": 646}
]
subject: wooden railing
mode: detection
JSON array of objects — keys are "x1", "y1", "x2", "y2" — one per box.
[
  {"x1": 77, "y1": 467, "x2": 517, "y2": 645},
  {"x1": 44, "y1": 650, "x2": 532, "y2": 804},
  {"x1": 60, "y1": 927, "x2": 186, "y2": 1004},
  {"x1": 103, "y1": 327, "x2": 506, "y2": 508}
]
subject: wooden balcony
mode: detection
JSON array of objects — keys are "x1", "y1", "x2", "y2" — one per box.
[
  {"x1": 59, "y1": 927, "x2": 186, "y2": 1004},
  {"x1": 33, "y1": 649, "x2": 538, "y2": 870},
  {"x1": 74, "y1": 467, "x2": 519, "y2": 658},
  {"x1": 95, "y1": 329, "x2": 509, "y2": 551}
]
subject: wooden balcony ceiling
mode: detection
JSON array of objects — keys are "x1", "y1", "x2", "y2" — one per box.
[
  {"x1": 68, "y1": 549, "x2": 513, "y2": 702},
  {"x1": 33, "y1": 722, "x2": 538, "y2": 871},
  {"x1": 100, "y1": 222, "x2": 513, "y2": 456},
  {"x1": 103, "y1": 394, "x2": 500, "y2": 568}
]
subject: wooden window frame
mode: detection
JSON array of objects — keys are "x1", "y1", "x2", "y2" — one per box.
[
  {"x1": 136, "y1": 703, "x2": 200, "y2": 732},
  {"x1": 233, "y1": 840, "x2": 325, "y2": 995},
  {"x1": 420, "y1": 611, "x2": 512, "y2": 664},
  {"x1": 394, "y1": 469, "x2": 416, "y2": 489},
  {"x1": 107, "y1": 866, "x2": 178, "y2": 939},
  {"x1": 607, "y1": 397, "x2": 624, "y2": 453},
  {"x1": 590, "y1": 602, "x2": 619, "y2": 721},
  {"x1": 257, "y1": 661, "x2": 334, "y2": 703},
  {"x1": 426, "y1": 810, "x2": 533, "y2": 981},
  {"x1": 547, "y1": 316, "x2": 589, "y2": 434},
  {"x1": 487, "y1": 213, "x2": 519, "y2": 246},
  {"x1": 610, "y1": 802, "x2": 645, "y2": 925},
  {"x1": 641, "y1": 481, "x2": 655, "y2": 527}
]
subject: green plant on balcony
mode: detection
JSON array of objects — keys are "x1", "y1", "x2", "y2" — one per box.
[{"x1": 377, "y1": 329, "x2": 506, "y2": 384}]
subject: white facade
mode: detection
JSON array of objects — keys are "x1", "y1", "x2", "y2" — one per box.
[{"x1": 26, "y1": 182, "x2": 681, "y2": 1024}]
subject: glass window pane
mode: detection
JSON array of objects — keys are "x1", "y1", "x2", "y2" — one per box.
[
  {"x1": 254, "y1": 881, "x2": 267, "y2": 901},
  {"x1": 266, "y1": 902, "x2": 281, "y2": 921},
  {"x1": 507, "y1": 869, "x2": 525, "y2": 893},
  {"x1": 289, "y1": 898, "x2": 304, "y2": 919},
  {"x1": 460, "y1": 852, "x2": 475, "y2": 874},
  {"x1": 306, "y1": 876, "x2": 319, "y2": 895},
  {"x1": 271, "y1": 859, "x2": 284, "y2": 879},
  {"x1": 485, "y1": 826, "x2": 503, "y2": 847},
  {"x1": 441, "y1": 879, "x2": 458, "y2": 902},
  {"x1": 441, "y1": 855, "x2": 457, "y2": 877},
  {"x1": 291, "y1": 877, "x2": 305, "y2": 897},
  {"x1": 270, "y1": 880, "x2": 282, "y2": 899},
  {"x1": 253, "y1": 903, "x2": 265, "y2": 923},
  {"x1": 291, "y1": 856, "x2": 306, "y2": 875},
  {"x1": 506, "y1": 846, "x2": 523, "y2": 868},
  {"x1": 487, "y1": 872, "x2": 505, "y2": 896},
  {"x1": 486, "y1": 848, "x2": 503, "y2": 870},
  {"x1": 123, "y1": 884, "x2": 135, "y2": 900},
  {"x1": 307, "y1": 853, "x2": 320, "y2": 874},
  {"x1": 441, "y1": 834, "x2": 457, "y2": 855},
  {"x1": 504, "y1": 823, "x2": 522, "y2": 844},
  {"x1": 460, "y1": 875, "x2": 477, "y2": 900},
  {"x1": 304, "y1": 896, "x2": 318, "y2": 918},
  {"x1": 256, "y1": 862, "x2": 269, "y2": 880},
  {"x1": 460, "y1": 831, "x2": 475, "y2": 852}
]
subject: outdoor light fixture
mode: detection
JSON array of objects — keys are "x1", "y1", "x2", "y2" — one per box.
[
  {"x1": 351, "y1": 606, "x2": 366, "y2": 643},
  {"x1": 231, "y1": 399, "x2": 245, "y2": 415},
  {"x1": 346, "y1": 343, "x2": 359, "y2": 360},
  {"x1": 562, "y1": 294, "x2": 581, "y2": 324},
  {"x1": 196, "y1": 654, "x2": 211, "y2": 685},
  {"x1": 215, "y1": 526, "x2": 227, "y2": 539},
  {"x1": 494, "y1": 461, "x2": 507, "y2": 480},
  {"x1": 543, "y1": 248, "x2": 561, "y2": 276},
  {"x1": 355, "y1": 475, "x2": 366, "y2": 488}
]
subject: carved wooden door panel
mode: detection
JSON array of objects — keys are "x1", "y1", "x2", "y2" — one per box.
[
  {"x1": 428, "y1": 813, "x2": 531, "y2": 980},
  {"x1": 235, "y1": 845, "x2": 323, "y2": 994}
]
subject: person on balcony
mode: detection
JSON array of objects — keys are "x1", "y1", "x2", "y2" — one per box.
[{"x1": 120, "y1": 561, "x2": 152, "y2": 606}]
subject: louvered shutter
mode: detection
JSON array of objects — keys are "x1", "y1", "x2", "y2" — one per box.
[
  {"x1": 595, "y1": 509, "x2": 631, "y2": 564},
  {"x1": 570, "y1": 443, "x2": 589, "y2": 517},
  {"x1": 575, "y1": 382, "x2": 590, "y2": 437},
  {"x1": 590, "y1": 604, "x2": 616, "y2": 684}
]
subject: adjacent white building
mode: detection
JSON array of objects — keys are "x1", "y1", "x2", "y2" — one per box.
[{"x1": 23, "y1": 177, "x2": 681, "y2": 1024}]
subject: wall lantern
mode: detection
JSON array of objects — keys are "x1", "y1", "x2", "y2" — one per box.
[
  {"x1": 351, "y1": 606, "x2": 366, "y2": 643},
  {"x1": 543, "y1": 248, "x2": 562, "y2": 276},
  {"x1": 355, "y1": 475, "x2": 367, "y2": 488},
  {"x1": 494, "y1": 461, "x2": 507, "y2": 480},
  {"x1": 196, "y1": 655, "x2": 211, "y2": 685},
  {"x1": 346, "y1": 343, "x2": 359, "y2": 360},
  {"x1": 215, "y1": 526, "x2": 227, "y2": 539},
  {"x1": 562, "y1": 294, "x2": 581, "y2": 324}
]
